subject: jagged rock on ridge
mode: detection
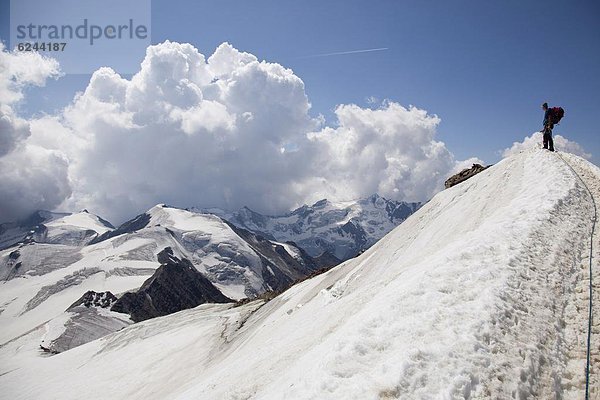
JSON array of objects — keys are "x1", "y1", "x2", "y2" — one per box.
[
  {"x1": 110, "y1": 247, "x2": 233, "y2": 322},
  {"x1": 444, "y1": 163, "x2": 491, "y2": 189},
  {"x1": 68, "y1": 290, "x2": 119, "y2": 310},
  {"x1": 40, "y1": 290, "x2": 130, "y2": 354},
  {"x1": 89, "y1": 212, "x2": 150, "y2": 244}
]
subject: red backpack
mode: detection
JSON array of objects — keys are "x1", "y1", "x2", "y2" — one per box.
[{"x1": 550, "y1": 107, "x2": 565, "y2": 124}]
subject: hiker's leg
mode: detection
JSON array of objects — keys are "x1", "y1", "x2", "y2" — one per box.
[
  {"x1": 543, "y1": 130, "x2": 549, "y2": 149},
  {"x1": 548, "y1": 131, "x2": 554, "y2": 151}
]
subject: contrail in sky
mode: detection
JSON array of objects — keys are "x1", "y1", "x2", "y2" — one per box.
[{"x1": 299, "y1": 47, "x2": 389, "y2": 59}]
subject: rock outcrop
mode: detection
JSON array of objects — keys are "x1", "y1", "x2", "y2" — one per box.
[
  {"x1": 68, "y1": 290, "x2": 118, "y2": 310},
  {"x1": 445, "y1": 164, "x2": 491, "y2": 189},
  {"x1": 110, "y1": 248, "x2": 233, "y2": 322},
  {"x1": 40, "y1": 290, "x2": 130, "y2": 354}
]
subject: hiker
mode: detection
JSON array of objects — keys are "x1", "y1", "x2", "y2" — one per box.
[{"x1": 541, "y1": 102, "x2": 555, "y2": 152}]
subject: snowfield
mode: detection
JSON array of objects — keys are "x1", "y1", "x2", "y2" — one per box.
[{"x1": 0, "y1": 148, "x2": 598, "y2": 399}]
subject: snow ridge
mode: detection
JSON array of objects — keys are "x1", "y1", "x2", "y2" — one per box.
[{"x1": 1, "y1": 149, "x2": 599, "y2": 399}]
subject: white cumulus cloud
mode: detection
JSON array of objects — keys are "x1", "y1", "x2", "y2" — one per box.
[
  {"x1": 0, "y1": 43, "x2": 65, "y2": 222},
  {"x1": 49, "y1": 41, "x2": 321, "y2": 222},
  {"x1": 0, "y1": 42, "x2": 61, "y2": 105},
  {"x1": 306, "y1": 101, "x2": 455, "y2": 202},
  {"x1": 2, "y1": 41, "x2": 503, "y2": 224},
  {"x1": 0, "y1": 42, "x2": 61, "y2": 156},
  {"x1": 0, "y1": 145, "x2": 71, "y2": 221}
]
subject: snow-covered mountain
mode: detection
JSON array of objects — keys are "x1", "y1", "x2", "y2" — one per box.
[
  {"x1": 0, "y1": 210, "x2": 114, "y2": 250},
  {"x1": 2, "y1": 148, "x2": 598, "y2": 399},
  {"x1": 0, "y1": 204, "x2": 334, "y2": 353},
  {"x1": 208, "y1": 194, "x2": 421, "y2": 260}
]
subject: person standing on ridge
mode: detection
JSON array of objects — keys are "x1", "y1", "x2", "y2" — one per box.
[{"x1": 541, "y1": 102, "x2": 555, "y2": 152}]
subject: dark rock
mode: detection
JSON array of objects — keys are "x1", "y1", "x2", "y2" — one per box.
[
  {"x1": 311, "y1": 250, "x2": 341, "y2": 269},
  {"x1": 96, "y1": 215, "x2": 116, "y2": 230},
  {"x1": 43, "y1": 294, "x2": 131, "y2": 353},
  {"x1": 223, "y1": 222, "x2": 330, "y2": 293},
  {"x1": 110, "y1": 248, "x2": 232, "y2": 322},
  {"x1": 445, "y1": 164, "x2": 491, "y2": 189},
  {"x1": 68, "y1": 291, "x2": 118, "y2": 310},
  {"x1": 90, "y1": 212, "x2": 151, "y2": 244},
  {"x1": 156, "y1": 246, "x2": 178, "y2": 264},
  {"x1": 165, "y1": 227, "x2": 176, "y2": 238},
  {"x1": 387, "y1": 202, "x2": 420, "y2": 223},
  {"x1": 40, "y1": 345, "x2": 60, "y2": 355},
  {"x1": 339, "y1": 221, "x2": 368, "y2": 252},
  {"x1": 237, "y1": 206, "x2": 269, "y2": 231},
  {"x1": 312, "y1": 199, "x2": 329, "y2": 208}
]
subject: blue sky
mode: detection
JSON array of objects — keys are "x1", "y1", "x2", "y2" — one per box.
[{"x1": 1, "y1": 0, "x2": 599, "y2": 164}]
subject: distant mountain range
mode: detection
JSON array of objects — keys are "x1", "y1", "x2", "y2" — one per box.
[
  {"x1": 205, "y1": 194, "x2": 421, "y2": 260},
  {"x1": 0, "y1": 194, "x2": 419, "y2": 354}
]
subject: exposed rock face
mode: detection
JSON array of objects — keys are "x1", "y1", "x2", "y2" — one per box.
[
  {"x1": 312, "y1": 250, "x2": 342, "y2": 269},
  {"x1": 40, "y1": 264, "x2": 233, "y2": 353},
  {"x1": 224, "y1": 223, "x2": 338, "y2": 293},
  {"x1": 110, "y1": 248, "x2": 233, "y2": 322},
  {"x1": 24, "y1": 268, "x2": 102, "y2": 312},
  {"x1": 444, "y1": 164, "x2": 491, "y2": 189},
  {"x1": 68, "y1": 291, "x2": 118, "y2": 310},
  {"x1": 40, "y1": 290, "x2": 130, "y2": 354},
  {"x1": 89, "y1": 212, "x2": 150, "y2": 244}
]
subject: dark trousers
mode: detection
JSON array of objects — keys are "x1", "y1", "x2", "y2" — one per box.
[{"x1": 543, "y1": 126, "x2": 554, "y2": 151}]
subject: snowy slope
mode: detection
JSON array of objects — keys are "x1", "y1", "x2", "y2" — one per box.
[
  {"x1": 141, "y1": 205, "x2": 324, "y2": 299},
  {"x1": 210, "y1": 194, "x2": 420, "y2": 260},
  {"x1": 0, "y1": 210, "x2": 114, "y2": 250},
  {"x1": 0, "y1": 204, "x2": 322, "y2": 351},
  {"x1": 0, "y1": 210, "x2": 70, "y2": 250},
  {"x1": 42, "y1": 211, "x2": 114, "y2": 245},
  {"x1": 1, "y1": 148, "x2": 597, "y2": 399},
  {"x1": 40, "y1": 291, "x2": 132, "y2": 354}
]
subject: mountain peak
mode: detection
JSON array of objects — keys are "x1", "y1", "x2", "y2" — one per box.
[
  {"x1": 0, "y1": 209, "x2": 114, "y2": 250},
  {"x1": 311, "y1": 199, "x2": 329, "y2": 208},
  {"x1": 148, "y1": 203, "x2": 167, "y2": 213},
  {"x1": 220, "y1": 194, "x2": 421, "y2": 260}
]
